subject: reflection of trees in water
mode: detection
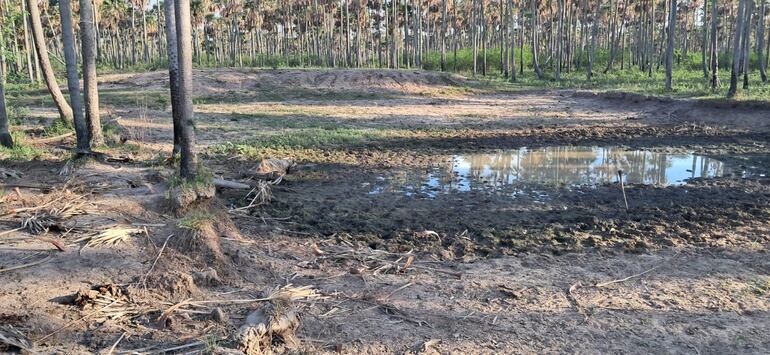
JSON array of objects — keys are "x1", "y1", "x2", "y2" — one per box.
[{"x1": 423, "y1": 147, "x2": 726, "y2": 191}]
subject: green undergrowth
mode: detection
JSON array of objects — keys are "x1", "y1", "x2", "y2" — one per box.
[{"x1": 0, "y1": 132, "x2": 44, "y2": 161}]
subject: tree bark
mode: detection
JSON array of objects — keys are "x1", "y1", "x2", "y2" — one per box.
[
  {"x1": 27, "y1": 0, "x2": 74, "y2": 124},
  {"x1": 164, "y1": 0, "x2": 182, "y2": 156},
  {"x1": 665, "y1": 0, "x2": 677, "y2": 92},
  {"x1": 709, "y1": 0, "x2": 720, "y2": 88},
  {"x1": 59, "y1": 0, "x2": 91, "y2": 153},
  {"x1": 728, "y1": 0, "x2": 747, "y2": 97},
  {"x1": 532, "y1": 0, "x2": 544, "y2": 79},
  {"x1": 742, "y1": 0, "x2": 754, "y2": 90},
  {"x1": 80, "y1": 0, "x2": 102, "y2": 146},
  {"x1": 759, "y1": 0, "x2": 768, "y2": 82},
  {"x1": 173, "y1": 0, "x2": 198, "y2": 179},
  {"x1": 0, "y1": 67, "x2": 12, "y2": 148}
]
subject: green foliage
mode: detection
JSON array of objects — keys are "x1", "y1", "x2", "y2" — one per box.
[
  {"x1": 178, "y1": 211, "x2": 216, "y2": 231},
  {"x1": 6, "y1": 105, "x2": 31, "y2": 125},
  {"x1": 166, "y1": 164, "x2": 214, "y2": 189},
  {"x1": 0, "y1": 132, "x2": 43, "y2": 161},
  {"x1": 44, "y1": 119, "x2": 74, "y2": 137}
]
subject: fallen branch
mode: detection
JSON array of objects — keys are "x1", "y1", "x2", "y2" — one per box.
[
  {"x1": 0, "y1": 254, "x2": 53, "y2": 273},
  {"x1": 213, "y1": 178, "x2": 251, "y2": 190},
  {"x1": 141, "y1": 234, "x2": 174, "y2": 288},
  {"x1": 31, "y1": 132, "x2": 75, "y2": 144},
  {"x1": 594, "y1": 265, "x2": 661, "y2": 288}
]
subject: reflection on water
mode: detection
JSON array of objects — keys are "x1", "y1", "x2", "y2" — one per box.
[{"x1": 371, "y1": 146, "x2": 733, "y2": 197}]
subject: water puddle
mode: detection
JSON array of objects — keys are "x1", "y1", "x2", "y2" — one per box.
[{"x1": 370, "y1": 146, "x2": 736, "y2": 198}]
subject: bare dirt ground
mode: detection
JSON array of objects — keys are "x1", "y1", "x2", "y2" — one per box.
[{"x1": 2, "y1": 68, "x2": 770, "y2": 354}]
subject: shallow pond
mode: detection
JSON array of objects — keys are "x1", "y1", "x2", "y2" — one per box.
[{"x1": 370, "y1": 146, "x2": 736, "y2": 197}]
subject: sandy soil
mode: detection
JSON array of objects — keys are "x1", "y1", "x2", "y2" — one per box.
[{"x1": 2, "y1": 68, "x2": 770, "y2": 354}]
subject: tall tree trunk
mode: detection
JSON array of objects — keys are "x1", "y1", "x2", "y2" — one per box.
[
  {"x1": 173, "y1": 0, "x2": 198, "y2": 179},
  {"x1": 665, "y1": 0, "x2": 677, "y2": 92},
  {"x1": 759, "y1": 0, "x2": 768, "y2": 82},
  {"x1": 728, "y1": 0, "x2": 747, "y2": 97},
  {"x1": 588, "y1": 0, "x2": 600, "y2": 80},
  {"x1": 472, "y1": 0, "x2": 478, "y2": 76},
  {"x1": 709, "y1": 0, "x2": 720, "y2": 88},
  {"x1": 0, "y1": 64, "x2": 12, "y2": 148},
  {"x1": 59, "y1": 0, "x2": 91, "y2": 153},
  {"x1": 701, "y1": 0, "x2": 709, "y2": 78},
  {"x1": 742, "y1": 0, "x2": 754, "y2": 90},
  {"x1": 556, "y1": 0, "x2": 563, "y2": 80},
  {"x1": 509, "y1": 0, "x2": 517, "y2": 82},
  {"x1": 532, "y1": 0, "x2": 544, "y2": 78},
  {"x1": 21, "y1": 0, "x2": 35, "y2": 83},
  {"x1": 27, "y1": 0, "x2": 74, "y2": 124},
  {"x1": 81, "y1": 0, "x2": 102, "y2": 146},
  {"x1": 440, "y1": 0, "x2": 447, "y2": 71}
]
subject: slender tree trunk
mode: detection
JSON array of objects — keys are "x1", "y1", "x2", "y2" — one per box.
[
  {"x1": 556, "y1": 0, "x2": 564, "y2": 80},
  {"x1": 701, "y1": 0, "x2": 709, "y2": 78},
  {"x1": 81, "y1": 0, "x2": 102, "y2": 146},
  {"x1": 759, "y1": 0, "x2": 768, "y2": 82},
  {"x1": 728, "y1": 0, "x2": 747, "y2": 97},
  {"x1": 21, "y1": 0, "x2": 35, "y2": 83},
  {"x1": 173, "y1": 0, "x2": 198, "y2": 179},
  {"x1": 665, "y1": 0, "x2": 677, "y2": 91},
  {"x1": 27, "y1": 0, "x2": 74, "y2": 124},
  {"x1": 532, "y1": 0, "x2": 544, "y2": 78},
  {"x1": 59, "y1": 0, "x2": 90, "y2": 153},
  {"x1": 440, "y1": 0, "x2": 447, "y2": 71},
  {"x1": 588, "y1": 0, "x2": 600, "y2": 80},
  {"x1": 710, "y1": 0, "x2": 720, "y2": 88},
  {"x1": 742, "y1": 0, "x2": 754, "y2": 90},
  {"x1": 0, "y1": 64, "x2": 12, "y2": 148}
]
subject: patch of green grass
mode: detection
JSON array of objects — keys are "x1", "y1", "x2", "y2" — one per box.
[
  {"x1": 196, "y1": 87, "x2": 390, "y2": 104},
  {"x1": 228, "y1": 113, "x2": 342, "y2": 130},
  {"x1": 177, "y1": 211, "x2": 215, "y2": 231},
  {"x1": 167, "y1": 165, "x2": 214, "y2": 189},
  {"x1": 99, "y1": 89, "x2": 169, "y2": 110},
  {"x1": 0, "y1": 132, "x2": 44, "y2": 161},
  {"x1": 7, "y1": 105, "x2": 32, "y2": 125},
  {"x1": 227, "y1": 127, "x2": 419, "y2": 151},
  {"x1": 43, "y1": 119, "x2": 74, "y2": 137},
  {"x1": 744, "y1": 279, "x2": 770, "y2": 296}
]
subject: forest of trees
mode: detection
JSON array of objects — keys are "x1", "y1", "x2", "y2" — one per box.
[{"x1": 0, "y1": 0, "x2": 769, "y2": 177}]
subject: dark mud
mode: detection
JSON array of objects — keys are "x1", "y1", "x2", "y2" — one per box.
[{"x1": 218, "y1": 131, "x2": 770, "y2": 258}]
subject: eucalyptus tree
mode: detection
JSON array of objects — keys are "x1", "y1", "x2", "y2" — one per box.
[
  {"x1": 709, "y1": 0, "x2": 720, "y2": 88},
  {"x1": 664, "y1": 0, "x2": 676, "y2": 92},
  {"x1": 759, "y1": 0, "x2": 767, "y2": 82},
  {"x1": 728, "y1": 0, "x2": 747, "y2": 98}
]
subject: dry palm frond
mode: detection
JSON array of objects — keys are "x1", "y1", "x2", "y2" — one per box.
[
  {"x1": 0, "y1": 326, "x2": 34, "y2": 353},
  {"x1": 89, "y1": 294, "x2": 152, "y2": 322},
  {"x1": 10, "y1": 192, "x2": 95, "y2": 235},
  {"x1": 81, "y1": 226, "x2": 143, "y2": 248},
  {"x1": 74, "y1": 285, "x2": 153, "y2": 323},
  {"x1": 266, "y1": 285, "x2": 325, "y2": 302}
]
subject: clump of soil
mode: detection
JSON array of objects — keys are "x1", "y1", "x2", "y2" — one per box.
[{"x1": 168, "y1": 182, "x2": 216, "y2": 212}]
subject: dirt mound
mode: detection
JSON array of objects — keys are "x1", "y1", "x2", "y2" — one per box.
[{"x1": 104, "y1": 68, "x2": 469, "y2": 97}]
